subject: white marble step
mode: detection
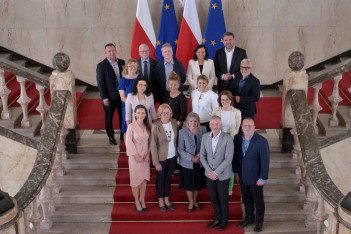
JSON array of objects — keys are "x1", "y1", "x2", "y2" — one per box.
[
  {"x1": 269, "y1": 153, "x2": 295, "y2": 169},
  {"x1": 264, "y1": 184, "x2": 304, "y2": 203},
  {"x1": 265, "y1": 168, "x2": 299, "y2": 185},
  {"x1": 264, "y1": 202, "x2": 307, "y2": 222},
  {"x1": 266, "y1": 138, "x2": 281, "y2": 153},
  {"x1": 49, "y1": 203, "x2": 112, "y2": 222},
  {"x1": 63, "y1": 153, "x2": 118, "y2": 170},
  {"x1": 57, "y1": 169, "x2": 116, "y2": 186},
  {"x1": 53, "y1": 186, "x2": 115, "y2": 203},
  {"x1": 77, "y1": 138, "x2": 120, "y2": 154},
  {"x1": 318, "y1": 113, "x2": 348, "y2": 137},
  {"x1": 39, "y1": 223, "x2": 110, "y2": 234},
  {"x1": 244, "y1": 220, "x2": 315, "y2": 233}
]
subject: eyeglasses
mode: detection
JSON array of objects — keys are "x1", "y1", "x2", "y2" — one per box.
[
  {"x1": 242, "y1": 124, "x2": 254, "y2": 128},
  {"x1": 128, "y1": 65, "x2": 137, "y2": 68},
  {"x1": 139, "y1": 50, "x2": 149, "y2": 53},
  {"x1": 240, "y1": 66, "x2": 251, "y2": 70},
  {"x1": 161, "y1": 112, "x2": 171, "y2": 115},
  {"x1": 221, "y1": 98, "x2": 230, "y2": 102}
]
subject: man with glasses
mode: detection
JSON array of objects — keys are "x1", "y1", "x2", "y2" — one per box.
[
  {"x1": 214, "y1": 32, "x2": 247, "y2": 93},
  {"x1": 233, "y1": 118, "x2": 270, "y2": 232},
  {"x1": 232, "y1": 58, "x2": 260, "y2": 120},
  {"x1": 137, "y1": 44, "x2": 158, "y2": 99}
]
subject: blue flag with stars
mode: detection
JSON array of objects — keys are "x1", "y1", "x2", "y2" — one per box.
[
  {"x1": 156, "y1": 0, "x2": 179, "y2": 61},
  {"x1": 202, "y1": 0, "x2": 226, "y2": 59}
]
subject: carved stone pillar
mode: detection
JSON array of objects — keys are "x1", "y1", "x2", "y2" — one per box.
[
  {"x1": 24, "y1": 197, "x2": 41, "y2": 234},
  {"x1": 38, "y1": 185, "x2": 53, "y2": 229},
  {"x1": 323, "y1": 202, "x2": 337, "y2": 234},
  {"x1": 35, "y1": 83, "x2": 49, "y2": 133},
  {"x1": 16, "y1": 76, "x2": 31, "y2": 127},
  {"x1": 291, "y1": 127, "x2": 306, "y2": 192},
  {"x1": 313, "y1": 195, "x2": 329, "y2": 234},
  {"x1": 310, "y1": 83, "x2": 323, "y2": 133},
  {"x1": 305, "y1": 181, "x2": 319, "y2": 228},
  {"x1": 328, "y1": 75, "x2": 342, "y2": 126},
  {"x1": 0, "y1": 68, "x2": 11, "y2": 119}
]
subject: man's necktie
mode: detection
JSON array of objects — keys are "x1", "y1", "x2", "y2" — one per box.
[{"x1": 143, "y1": 61, "x2": 148, "y2": 80}]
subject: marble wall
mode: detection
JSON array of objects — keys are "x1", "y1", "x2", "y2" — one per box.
[
  {"x1": 0, "y1": 136, "x2": 37, "y2": 196},
  {"x1": 321, "y1": 137, "x2": 351, "y2": 195},
  {"x1": 1, "y1": 0, "x2": 351, "y2": 85}
]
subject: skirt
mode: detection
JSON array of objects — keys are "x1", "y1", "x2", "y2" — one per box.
[{"x1": 178, "y1": 162, "x2": 206, "y2": 191}]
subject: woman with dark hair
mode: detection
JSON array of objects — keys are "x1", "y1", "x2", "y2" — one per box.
[
  {"x1": 125, "y1": 105, "x2": 152, "y2": 213},
  {"x1": 161, "y1": 71, "x2": 187, "y2": 128},
  {"x1": 186, "y1": 44, "x2": 216, "y2": 94},
  {"x1": 178, "y1": 112, "x2": 207, "y2": 212},
  {"x1": 126, "y1": 77, "x2": 157, "y2": 125}
]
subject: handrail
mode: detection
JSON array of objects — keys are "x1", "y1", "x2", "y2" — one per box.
[{"x1": 287, "y1": 89, "x2": 343, "y2": 209}]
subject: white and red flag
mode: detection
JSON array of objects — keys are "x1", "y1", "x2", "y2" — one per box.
[
  {"x1": 176, "y1": 0, "x2": 202, "y2": 70},
  {"x1": 130, "y1": 0, "x2": 157, "y2": 60}
]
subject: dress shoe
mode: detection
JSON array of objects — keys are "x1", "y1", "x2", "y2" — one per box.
[
  {"x1": 218, "y1": 220, "x2": 228, "y2": 231},
  {"x1": 187, "y1": 208, "x2": 193, "y2": 213},
  {"x1": 165, "y1": 204, "x2": 175, "y2": 210},
  {"x1": 238, "y1": 220, "x2": 254, "y2": 228},
  {"x1": 142, "y1": 207, "x2": 149, "y2": 212},
  {"x1": 109, "y1": 137, "x2": 117, "y2": 145},
  {"x1": 134, "y1": 202, "x2": 144, "y2": 214},
  {"x1": 159, "y1": 205, "x2": 166, "y2": 212},
  {"x1": 254, "y1": 223, "x2": 263, "y2": 232},
  {"x1": 194, "y1": 205, "x2": 201, "y2": 210},
  {"x1": 207, "y1": 220, "x2": 220, "y2": 229}
]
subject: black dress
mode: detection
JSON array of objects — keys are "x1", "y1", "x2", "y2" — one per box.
[
  {"x1": 161, "y1": 92, "x2": 187, "y2": 125},
  {"x1": 178, "y1": 135, "x2": 207, "y2": 191}
]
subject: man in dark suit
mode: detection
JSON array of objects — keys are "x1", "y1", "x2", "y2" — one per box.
[
  {"x1": 233, "y1": 118, "x2": 270, "y2": 232},
  {"x1": 232, "y1": 58, "x2": 260, "y2": 120},
  {"x1": 96, "y1": 43, "x2": 125, "y2": 145},
  {"x1": 137, "y1": 44, "x2": 158, "y2": 99},
  {"x1": 200, "y1": 116, "x2": 234, "y2": 231},
  {"x1": 155, "y1": 43, "x2": 186, "y2": 102},
  {"x1": 214, "y1": 32, "x2": 247, "y2": 93}
]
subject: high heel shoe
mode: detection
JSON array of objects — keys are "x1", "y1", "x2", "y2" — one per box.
[
  {"x1": 194, "y1": 204, "x2": 201, "y2": 210},
  {"x1": 140, "y1": 200, "x2": 148, "y2": 212},
  {"x1": 134, "y1": 202, "x2": 144, "y2": 213}
]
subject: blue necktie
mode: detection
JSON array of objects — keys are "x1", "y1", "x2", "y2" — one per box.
[{"x1": 143, "y1": 61, "x2": 148, "y2": 80}]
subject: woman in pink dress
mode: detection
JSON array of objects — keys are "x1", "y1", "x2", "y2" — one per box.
[{"x1": 125, "y1": 104, "x2": 151, "y2": 213}]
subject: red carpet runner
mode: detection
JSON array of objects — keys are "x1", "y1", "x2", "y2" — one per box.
[{"x1": 109, "y1": 142, "x2": 244, "y2": 234}]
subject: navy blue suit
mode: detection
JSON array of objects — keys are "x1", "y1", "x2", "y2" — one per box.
[
  {"x1": 138, "y1": 58, "x2": 158, "y2": 98},
  {"x1": 155, "y1": 59, "x2": 186, "y2": 102},
  {"x1": 96, "y1": 58, "x2": 125, "y2": 137},
  {"x1": 214, "y1": 46, "x2": 247, "y2": 93},
  {"x1": 231, "y1": 73, "x2": 260, "y2": 120},
  {"x1": 233, "y1": 132, "x2": 270, "y2": 225}
]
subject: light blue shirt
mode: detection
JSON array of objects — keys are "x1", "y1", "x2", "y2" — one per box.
[{"x1": 164, "y1": 60, "x2": 174, "y2": 91}]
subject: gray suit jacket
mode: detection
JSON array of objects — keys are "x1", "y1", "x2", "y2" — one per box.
[{"x1": 200, "y1": 132, "x2": 234, "y2": 181}]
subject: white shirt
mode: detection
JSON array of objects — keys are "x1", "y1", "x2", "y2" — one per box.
[
  {"x1": 211, "y1": 131, "x2": 222, "y2": 154},
  {"x1": 162, "y1": 122, "x2": 176, "y2": 159},
  {"x1": 191, "y1": 89, "x2": 219, "y2": 123},
  {"x1": 220, "y1": 110, "x2": 231, "y2": 133},
  {"x1": 221, "y1": 47, "x2": 236, "y2": 80}
]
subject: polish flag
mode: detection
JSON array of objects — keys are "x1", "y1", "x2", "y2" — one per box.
[
  {"x1": 176, "y1": 0, "x2": 202, "y2": 71},
  {"x1": 130, "y1": 0, "x2": 157, "y2": 60}
]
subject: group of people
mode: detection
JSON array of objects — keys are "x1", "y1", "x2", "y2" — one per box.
[{"x1": 96, "y1": 32, "x2": 269, "y2": 232}]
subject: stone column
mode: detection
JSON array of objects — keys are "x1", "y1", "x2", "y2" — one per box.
[
  {"x1": 49, "y1": 53, "x2": 78, "y2": 153},
  {"x1": 281, "y1": 51, "x2": 309, "y2": 152}
]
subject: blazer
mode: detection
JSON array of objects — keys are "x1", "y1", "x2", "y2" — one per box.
[
  {"x1": 212, "y1": 106, "x2": 242, "y2": 138},
  {"x1": 177, "y1": 126, "x2": 207, "y2": 169},
  {"x1": 200, "y1": 132, "x2": 234, "y2": 181},
  {"x1": 186, "y1": 59, "x2": 216, "y2": 92},
  {"x1": 231, "y1": 73, "x2": 260, "y2": 119},
  {"x1": 151, "y1": 119, "x2": 179, "y2": 165},
  {"x1": 96, "y1": 58, "x2": 125, "y2": 101},
  {"x1": 138, "y1": 58, "x2": 158, "y2": 94},
  {"x1": 214, "y1": 46, "x2": 247, "y2": 84},
  {"x1": 233, "y1": 132, "x2": 270, "y2": 185},
  {"x1": 125, "y1": 93, "x2": 157, "y2": 123},
  {"x1": 155, "y1": 59, "x2": 186, "y2": 101}
]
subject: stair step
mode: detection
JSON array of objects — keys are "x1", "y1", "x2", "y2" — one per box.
[
  {"x1": 264, "y1": 184, "x2": 304, "y2": 203},
  {"x1": 0, "y1": 107, "x2": 22, "y2": 128},
  {"x1": 266, "y1": 138, "x2": 281, "y2": 153},
  {"x1": 57, "y1": 169, "x2": 116, "y2": 186},
  {"x1": 244, "y1": 220, "x2": 315, "y2": 233},
  {"x1": 39, "y1": 222, "x2": 110, "y2": 234},
  {"x1": 270, "y1": 153, "x2": 295, "y2": 168},
  {"x1": 0, "y1": 53, "x2": 12, "y2": 59},
  {"x1": 49, "y1": 203, "x2": 112, "y2": 222},
  {"x1": 53, "y1": 186, "x2": 115, "y2": 203},
  {"x1": 12, "y1": 59, "x2": 27, "y2": 67},
  {"x1": 27, "y1": 66, "x2": 42, "y2": 73},
  {"x1": 266, "y1": 168, "x2": 299, "y2": 184},
  {"x1": 318, "y1": 113, "x2": 348, "y2": 136},
  {"x1": 12, "y1": 114, "x2": 42, "y2": 137},
  {"x1": 77, "y1": 138, "x2": 120, "y2": 154},
  {"x1": 264, "y1": 202, "x2": 307, "y2": 221},
  {"x1": 63, "y1": 153, "x2": 117, "y2": 169},
  {"x1": 338, "y1": 105, "x2": 351, "y2": 128}
]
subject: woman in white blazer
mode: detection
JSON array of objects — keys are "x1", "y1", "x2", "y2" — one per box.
[
  {"x1": 126, "y1": 77, "x2": 157, "y2": 125},
  {"x1": 186, "y1": 45, "x2": 216, "y2": 94}
]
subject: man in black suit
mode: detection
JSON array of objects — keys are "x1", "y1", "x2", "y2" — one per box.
[
  {"x1": 137, "y1": 44, "x2": 158, "y2": 100},
  {"x1": 233, "y1": 118, "x2": 270, "y2": 232},
  {"x1": 232, "y1": 59, "x2": 260, "y2": 120},
  {"x1": 96, "y1": 43, "x2": 125, "y2": 145},
  {"x1": 214, "y1": 32, "x2": 247, "y2": 93},
  {"x1": 155, "y1": 43, "x2": 186, "y2": 102}
]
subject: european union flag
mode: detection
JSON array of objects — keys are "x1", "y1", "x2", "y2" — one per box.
[
  {"x1": 202, "y1": 0, "x2": 226, "y2": 59},
  {"x1": 155, "y1": 0, "x2": 179, "y2": 61}
]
